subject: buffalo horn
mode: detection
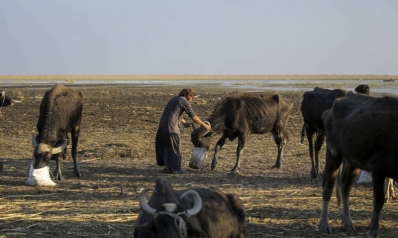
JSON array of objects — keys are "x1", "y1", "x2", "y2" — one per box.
[
  {"x1": 52, "y1": 140, "x2": 67, "y2": 154},
  {"x1": 203, "y1": 121, "x2": 211, "y2": 136},
  {"x1": 139, "y1": 188, "x2": 157, "y2": 215},
  {"x1": 181, "y1": 190, "x2": 202, "y2": 216},
  {"x1": 31, "y1": 132, "x2": 38, "y2": 148}
]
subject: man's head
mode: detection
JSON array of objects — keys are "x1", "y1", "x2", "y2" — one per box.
[{"x1": 179, "y1": 88, "x2": 196, "y2": 102}]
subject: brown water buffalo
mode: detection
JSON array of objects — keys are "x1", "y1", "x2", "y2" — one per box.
[
  {"x1": 191, "y1": 91, "x2": 293, "y2": 173},
  {"x1": 32, "y1": 84, "x2": 83, "y2": 180},
  {"x1": 134, "y1": 177, "x2": 246, "y2": 238},
  {"x1": 319, "y1": 92, "x2": 398, "y2": 237}
]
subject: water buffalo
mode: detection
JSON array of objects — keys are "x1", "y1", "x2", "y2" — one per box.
[
  {"x1": 0, "y1": 90, "x2": 17, "y2": 110},
  {"x1": 191, "y1": 91, "x2": 293, "y2": 173},
  {"x1": 32, "y1": 84, "x2": 83, "y2": 180},
  {"x1": 319, "y1": 92, "x2": 398, "y2": 237},
  {"x1": 134, "y1": 177, "x2": 246, "y2": 238},
  {"x1": 300, "y1": 85, "x2": 369, "y2": 178}
]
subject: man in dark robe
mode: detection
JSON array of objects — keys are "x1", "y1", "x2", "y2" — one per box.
[{"x1": 155, "y1": 88, "x2": 211, "y2": 174}]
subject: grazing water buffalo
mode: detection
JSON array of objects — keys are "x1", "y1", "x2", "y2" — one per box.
[
  {"x1": 300, "y1": 85, "x2": 369, "y2": 178},
  {"x1": 319, "y1": 92, "x2": 398, "y2": 237},
  {"x1": 32, "y1": 84, "x2": 83, "y2": 180},
  {"x1": 134, "y1": 177, "x2": 246, "y2": 238},
  {"x1": 191, "y1": 91, "x2": 293, "y2": 173}
]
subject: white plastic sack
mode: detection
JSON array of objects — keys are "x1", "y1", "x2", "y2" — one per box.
[
  {"x1": 189, "y1": 147, "x2": 207, "y2": 169},
  {"x1": 26, "y1": 162, "x2": 57, "y2": 186},
  {"x1": 357, "y1": 170, "x2": 372, "y2": 185}
]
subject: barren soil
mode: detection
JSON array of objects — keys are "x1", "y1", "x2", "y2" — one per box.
[{"x1": 0, "y1": 84, "x2": 397, "y2": 237}]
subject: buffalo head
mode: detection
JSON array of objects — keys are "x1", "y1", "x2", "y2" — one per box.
[
  {"x1": 190, "y1": 122, "x2": 214, "y2": 150},
  {"x1": 355, "y1": 84, "x2": 370, "y2": 95},
  {"x1": 137, "y1": 188, "x2": 204, "y2": 237},
  {"x1": 31, "y1": 132, "x2": 67, "y2": 169},
  {"x1": 0, "y1": 91, "x2": 17, "y2": 108}
]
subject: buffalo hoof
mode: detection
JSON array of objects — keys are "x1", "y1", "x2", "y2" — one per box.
[
  {"x1": 74, "y1": 170, "x2": 82, "y2": 177},
  {"x1": 366, "y1": 229, "x2": 379, "y2": 238},
  {"x1": 228, "y1": 170, "x2": 240, "y2": 176},
  {"x1": 318, "y1": 221, "x2": 332, "y2": 235},
  {"x1": 310, "y1": 169, "x2": 322, "y2": 178},
  {"x1": 53, "y1": 170, "x2": 63, "y2": 181},
  {"x1": 271, "y1": 163, "x2": 281, "y2": 169},
  {"x1": 211, "y1": 162, "x2": 218, "y2": 171}
]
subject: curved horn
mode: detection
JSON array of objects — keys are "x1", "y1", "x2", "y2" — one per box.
[
  {"x1": 31, "y1": 132, "x2": 38, "y2": 148},
  {"x1": 181, "y1": 190, "x2": 202, "y2": 216},
  {"x1": 203, "y1": 121, "x2": 211, "y2": 136},
  {"x1": 52, "y1": 140, "x2": 67, "y2": 154},
  {"x1": 139, "y1": 188, "x2": 157, "y2": 215}
]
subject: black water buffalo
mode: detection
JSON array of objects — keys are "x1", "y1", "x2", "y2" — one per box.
[
  {"x1": 300, "y1": 85, "x2": 369, "y2": 178},
  {"x1": 0, "y1": 90, "x2": 16, "y2": 109},
  {"x1": 134, "y1": 177, "x2": 246, "y2": 238},
  {"x1": 191, "y1": 91, "x2": 293, "y2": 173},
  {"x1": 32, "y1": 84, "x2": 83, "y2": 180},
  {"x1": 319, "y1": 92, "x2": 398, "y2": 237},
  {"x1": 355, "y1": 84, "x2": 370, "y2": 95}
]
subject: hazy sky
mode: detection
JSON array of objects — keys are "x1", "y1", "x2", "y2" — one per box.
[{"x1": 1, "y1": 1, "x2": 397, "y2": 75}]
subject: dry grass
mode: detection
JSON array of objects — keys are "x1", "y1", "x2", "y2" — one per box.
[{"x1": 1, "y1": 84, "x2": 397, "y2": 237}]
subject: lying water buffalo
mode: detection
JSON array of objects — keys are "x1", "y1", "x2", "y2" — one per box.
[
  {"x1": 319, "y1": 92, "x2": 398, "y2": 237},
  {"x1": 32, "y1": 84, "x2": 84, "y2": 180},
  {"x1": 0, "y1": 90, "x2": 19, "y2": 111},
  {"x1": 134, "y1": 177, "x2": 246, "y2": 237},
  {"x1": 191, "y1": 91, "x2": 294, "y2": 173}
]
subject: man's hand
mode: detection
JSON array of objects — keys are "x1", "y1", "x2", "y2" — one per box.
[{"x1": 202, "y1": 122, "x2": 211, "y2": 132}]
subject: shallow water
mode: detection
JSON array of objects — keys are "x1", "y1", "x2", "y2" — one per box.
[{"x1": 1, "y1": 79, "x2": 397, "y2": 95}]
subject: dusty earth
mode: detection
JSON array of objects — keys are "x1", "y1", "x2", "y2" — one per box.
[{"x1": 0, "y1": 83, "x2": 397, "y2": 238}]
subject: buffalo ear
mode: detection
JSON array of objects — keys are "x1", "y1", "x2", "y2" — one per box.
[
  {"x1": 135, "y1": 222, "x2": 156, "y2": 236},
  {"x1": 187, "y1": 221, "x2": 208, "y2": 237},
  {"x1": 205, "y1": 132, "x2": 217, "y2": 137}
]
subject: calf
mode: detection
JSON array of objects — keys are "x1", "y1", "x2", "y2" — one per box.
[
  {"x1": 32, "y1": 84, "x2": 83, "y2": 180},
  {"x1": 134, "y1": 177, "x2": 246, "y2": 238},
  {"x1": 319, "y1": 92, "x2": 398, "y2": 237},
  {"x1": 191, "y1": 91, "x2": 293, "y2": 173}
]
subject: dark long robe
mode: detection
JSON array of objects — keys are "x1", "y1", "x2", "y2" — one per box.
[{"x1": 155, "y1": 96, "x2": 195, "y2": 171}]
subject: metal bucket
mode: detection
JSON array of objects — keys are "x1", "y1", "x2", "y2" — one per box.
[{"x1": 189, "y1": 147, "x2": 207, "y2": 169}]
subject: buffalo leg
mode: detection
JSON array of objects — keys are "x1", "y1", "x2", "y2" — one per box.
[
  {"x1": 53, "y1": 154, "x2": 63, "y2": 180},
  {"x1": 305, "y1": 128, "x2": 318, "y2": 178},
  {"x1": 271, "y1": 131, "x2": 286, "y2": 169},
  {"x1": 340, "y1": 163, "x2": 360, "y2": 231},
  {"x1": 367, "y1": 172, "x2": 386, "y2": 237},
  {"x1": 71, "y1": 127, "x2": 82, "y2": 177},
  {"x1": 231, "y1": 134, "x2": 246, "y2": 173},
  {"x1": 211, "y1": 133, "x2": 228, "y2": 170},
  {"x1": 319, "y1": 147, "x2": 343, "y2": 234},
  {"x1": 314, "y1": 132, "x2": 325, "y2": 178},
  {"x1": 300, "y1": 124, "x2": 306, "y2": 144}
]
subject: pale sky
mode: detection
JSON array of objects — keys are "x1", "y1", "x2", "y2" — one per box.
[{"x1": 1, "y1": 1, "x2": 397, "y2": 75}]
